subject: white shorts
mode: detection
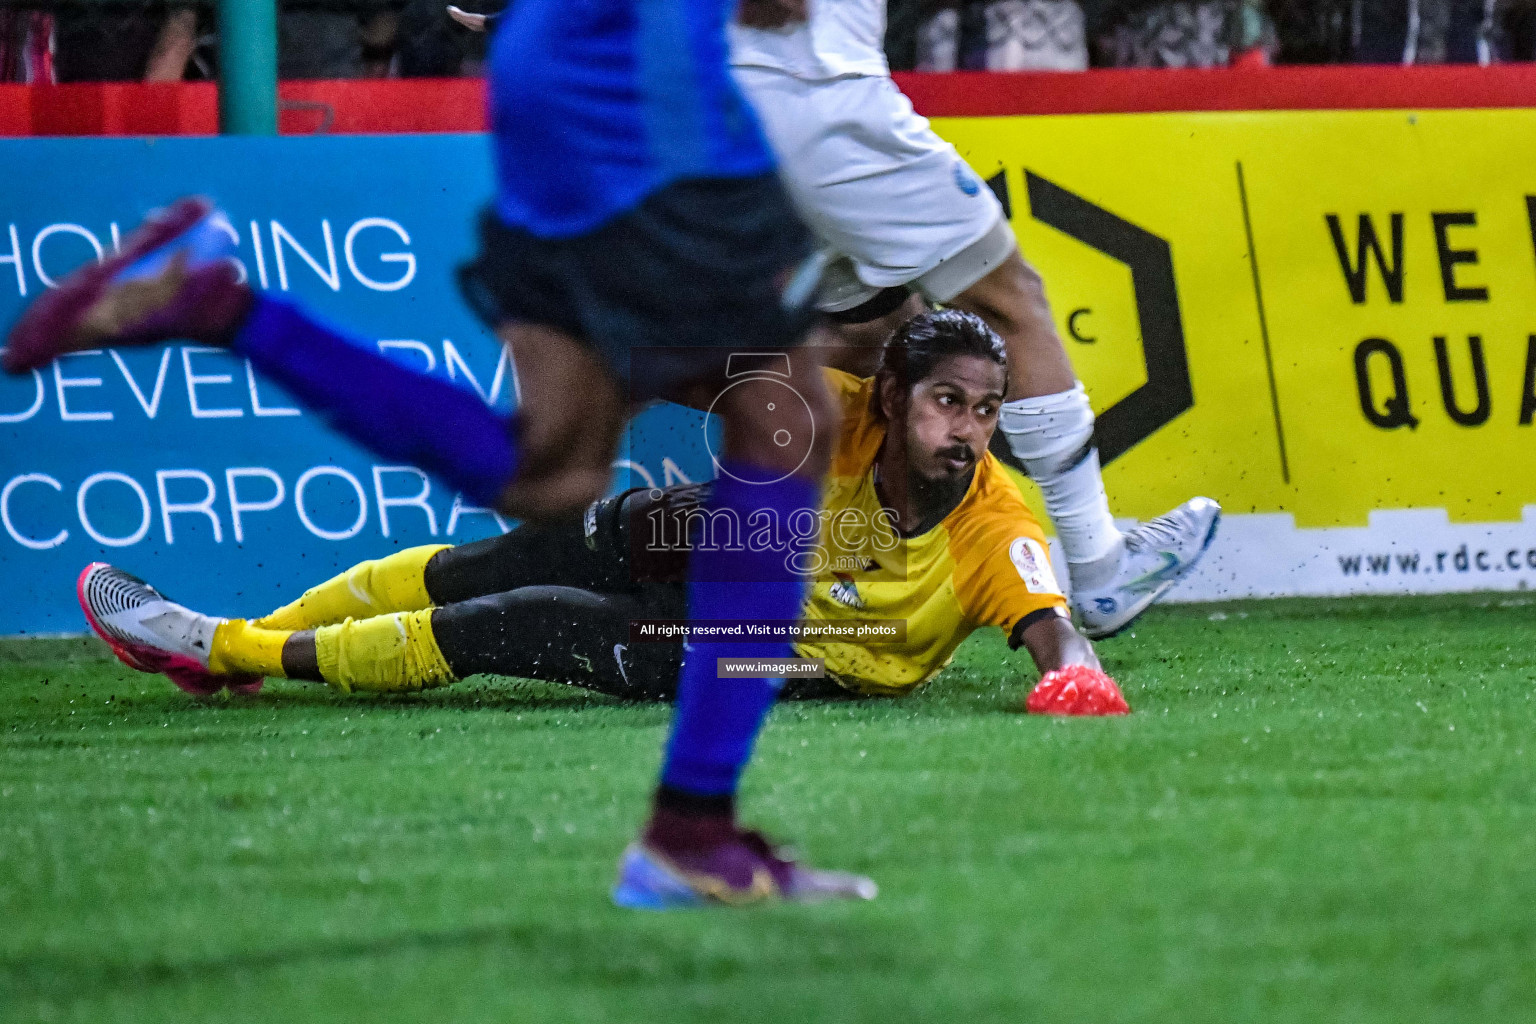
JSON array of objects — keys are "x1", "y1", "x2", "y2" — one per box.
[{"x1": 733, "y1": 67, "x2": 1015, "y2": 313}]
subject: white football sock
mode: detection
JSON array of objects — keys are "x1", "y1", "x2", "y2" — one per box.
[{"x1": 999, "y1": 384, "x2": 1122, "y2": 576}]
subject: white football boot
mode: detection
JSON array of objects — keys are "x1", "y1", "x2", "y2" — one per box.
[
  {"x1": 77, "y1": 563, "x2": 261, "y2": 695},
  {"x1": 1070, "y1": 497, "x2": 1222, "y2": 640}
]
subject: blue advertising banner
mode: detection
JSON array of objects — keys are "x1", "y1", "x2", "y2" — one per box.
[{"x1": 0, "y1": 136, "x2": 713, "y2": 635}]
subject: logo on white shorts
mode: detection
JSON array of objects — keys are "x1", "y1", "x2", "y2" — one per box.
[
  {"x1": 1009, "y1": 537, "x2": 1062, "y2": 595},
  {"x1": 953, "y1": 163, "x2": 981, "y2": 196}
]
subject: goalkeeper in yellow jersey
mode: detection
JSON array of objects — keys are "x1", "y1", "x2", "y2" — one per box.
[{"x1": 78, "y1": 311, "x2": 1162, "y2": 712}]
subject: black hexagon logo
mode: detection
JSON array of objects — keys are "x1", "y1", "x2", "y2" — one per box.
[{"x1": 986, "y1": 171, "x2": 1193, "y2": 467}]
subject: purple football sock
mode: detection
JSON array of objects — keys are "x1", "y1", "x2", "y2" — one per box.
[
  {"x1": 233, "y1": 295, "x2": 519, "y2": 506},
  {"x1": 659, "y1": 464, "x2": 821, "y2": 799}
]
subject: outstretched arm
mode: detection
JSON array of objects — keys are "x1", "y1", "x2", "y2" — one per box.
[{"x1": 1014, "y1": 608, "x2": 1099, "y2": 676}]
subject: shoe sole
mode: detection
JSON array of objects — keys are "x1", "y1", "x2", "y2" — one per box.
[
  {"x1": 611, "y1": 844, "x2": 875, "y2": 909},
  {"x1": 1080, "y1": 508, "x2": 1223, "y2": 641},
  {"x1": 611, "y1": 846, "x2": 711, "y2": 910}
]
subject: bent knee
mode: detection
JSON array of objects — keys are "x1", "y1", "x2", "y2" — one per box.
[
  {"x1": 502, "y1": 465, "x2": 609, "y2": 521},
  {"x1": 960, "y1": 254, "x2": 1048, "y2": 327}
]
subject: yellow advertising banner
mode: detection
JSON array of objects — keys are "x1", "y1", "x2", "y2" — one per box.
[{"x1": 934, "y1": 109, "x2": 1536, "y2": 597}]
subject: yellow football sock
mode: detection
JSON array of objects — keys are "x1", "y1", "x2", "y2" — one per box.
[
  {"x1": 313, "y1": 609, "x2": 455, "y2": 695},
  {"x1": 254, "y1": 545, "x2": 450, "y2": 630},
  {"x1": 209, "y1": 619, "x2": 291, "y2": 677}
]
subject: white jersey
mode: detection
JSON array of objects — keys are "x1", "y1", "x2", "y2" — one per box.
[{"x1": 729, "y1": 0, "x2": 889, "y2": 81}]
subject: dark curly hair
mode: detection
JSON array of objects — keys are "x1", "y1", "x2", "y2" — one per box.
[{"x1": 875, "y1": 309, "x2": 1007, "y2": 404}]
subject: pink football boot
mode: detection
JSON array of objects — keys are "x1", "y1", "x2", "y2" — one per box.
[
  {"x1": 4, "y1": 197, "x2": 251, "y2": 374},
  {"x1": 77, "y1": 563, "x2": 262, "y2": 697}
]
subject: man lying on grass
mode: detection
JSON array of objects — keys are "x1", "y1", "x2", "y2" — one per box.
[{"x1": 79, "y1": 310, "x2": 1128, "y2": 714}]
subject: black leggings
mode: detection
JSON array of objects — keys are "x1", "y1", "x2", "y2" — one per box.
[
  {"x1": 423, "y1": 510, "x2": 631, "y2": 604},
  {"x1": 432, "y1": 584, "x2": 685, "y2": 700},
  {"x1": 422, "y1": 490, "x2": 683, "y2": 699}
]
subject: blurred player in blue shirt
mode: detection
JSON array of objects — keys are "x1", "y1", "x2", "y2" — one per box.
[
  {"x1": 489, "y1": 0, "x2": 775, "y2": 235},
  {"x1": 7, "y1": 0, "x2": 872, "y2": 909}
]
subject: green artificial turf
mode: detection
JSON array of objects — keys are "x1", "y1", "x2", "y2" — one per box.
[{"x1": 2, "y1": 594, "x2": 1534, "y2": 1024}]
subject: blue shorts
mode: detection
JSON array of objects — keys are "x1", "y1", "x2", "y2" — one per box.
[{"x1": 459, "y1": 173, "x2": 816, "y2": 403}]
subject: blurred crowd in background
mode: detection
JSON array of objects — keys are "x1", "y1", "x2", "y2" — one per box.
[{"x1": 0, "y1": 0, "x2": 1531, "y2": 85}]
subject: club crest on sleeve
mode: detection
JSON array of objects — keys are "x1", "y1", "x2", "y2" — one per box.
[
  {"x1": 829, "y1": 572, "x2": 866, "y2": 610},
  {"x1": 1009, "y1": 537, "x2": 1062, "y2": 595},
  {"x1": 953, "y1": 163, "x2": 982, "y2": 196}
]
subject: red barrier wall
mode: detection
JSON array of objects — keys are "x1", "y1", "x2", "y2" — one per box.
[
  {"x1": 896, "y1": 64, "x2": 1536, "y2": 114},
  {"x1": 2, "y1": 65, "x2": 1535, "y2": 137},
  {"x1": 0, "y1": 78, "x2": 486, "y2": 136}
]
